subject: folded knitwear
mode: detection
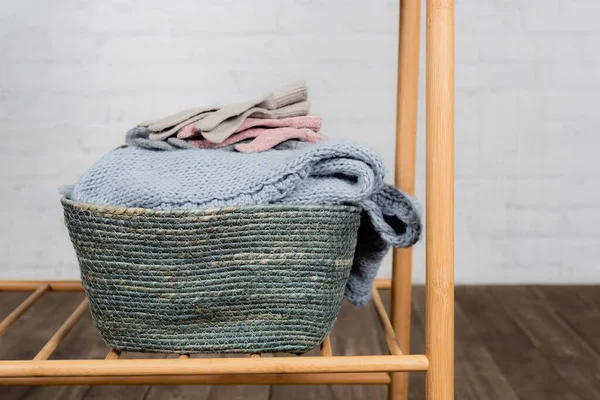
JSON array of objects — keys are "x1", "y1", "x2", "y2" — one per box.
[
  {"x1": 61, "y1": 141, "x2": 422, "y2": 306},
  {"x1": 125, "y1": 127, "x2": 196, "y2": 151},
  {"x1": 139, "y1": 81, "x2": 309, "y2": 143},
  {"x1": 181, "y1": 116, "x2": 326, "y2": 152},
  {"x1": 125, "y1": 125, "x2": 325, "y2": 153},
  {"x1": 178, "y1": 115, "x2": 322, "y2": 139},
  {"x1": 197, "y1": 101, "x2": 310, "y2": 144},
  {"x1": 190, "y1": 127, "x2": 327, "y2": 153}
]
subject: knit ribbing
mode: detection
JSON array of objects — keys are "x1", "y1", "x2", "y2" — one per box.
[
  {"x1": 195, "y1": 81, "x2": 308, "y2": 132},
  {"x1": 269, "y1": 80, "x2": 309, "y2": 109}
]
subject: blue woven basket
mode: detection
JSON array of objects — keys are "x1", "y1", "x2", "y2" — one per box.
[{"x1": 61, "y1": 198, "x2": 360, "y2": 354}]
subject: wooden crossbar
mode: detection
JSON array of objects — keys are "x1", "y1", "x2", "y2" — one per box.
[
  {"x1": 33, "y1": 299, "x2": 89, "y2": 360},
  {"x1": 0, "y1": 281, "x2": 84, "y2": 292},
  {"x1": 0, "y1": 372, "x2": 392, "y2": 386},
  {"x1": 320, "y1": 337, "x2": 332, "y2": 357},
  {"x1": 0, "y1": 284, "x2": 49, "y2": 336},
  {"x1": 0, "y1": 278, "x2": 428, "y2": 387},
  {"x1": 374, "y1": 278, "x2": 392, "y2": 290},
  {"x1": 105, "y1": 349, "x2": 121, "y2": 360},
  {"x1": 0, "y1": 355, "x2": 429, "y2": 377},
  {"x1": 372, "y1": 287, "x2": 404, "y2": 356}
]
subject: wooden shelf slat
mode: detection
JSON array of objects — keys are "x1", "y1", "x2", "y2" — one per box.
[
  {"x1": 372, "y1": 287, "x2": 404, "y2": 356},
  {"x1": 0, "y1": 281, "x2": 83, "y2": 292},
  {"x1": 0, "y1": 284, "x2": 50, "y2": 336},
  {"x1": 0, "y1": 372, "x2": 392, "y2": 386},
  {"x1": 0, "y1": 279, "x2": 430, "y2": 387},
  {"x1": 105, "y1": 349, "x2": 121, "y2": 360},
  {"x1": 33, "y1": 299, "x2": 89, "y2": 361},
  {"x1": 320, "y1": 337, "x2": 332, "y2": 357},
  {"x1": 0, "y1": 355, "x2": 428, "y2": 377},
  {"x1": 374, "y1": 278, "x2": 392, "y2": 290}
]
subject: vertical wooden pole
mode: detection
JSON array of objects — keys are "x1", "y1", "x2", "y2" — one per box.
[
  {"x1": 425, "y1": 0, "x2": 454, "y2": 399},
  {"x1": 390, "y1": 0, "x2": 421, "y2": 399}
]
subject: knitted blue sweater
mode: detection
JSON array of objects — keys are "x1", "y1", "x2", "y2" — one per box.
[{"x1": 62, "y1": 141, "x2": 421, "y2": 305}]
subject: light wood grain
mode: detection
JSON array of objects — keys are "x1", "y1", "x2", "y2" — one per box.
[
  {"x1": 0, "y1": 355, "x2": 429, "y2": 377},
  {"x1": 319, "y1": 337, "x2": 332, "y2": 357},
  {"x1": 413, "y1": 288, "x2": 518, "y2": 400},
  {"x1": 425, "y1": 1, "x2": 455, "y2": 399},
  {"x1": 105, "y1": 349, "x2": 121, "y2": 360},
  {"x1": 371, "y1": 287, "x2": 403, "y2": 356},
  {"x1": 391, "y1": 2, "x2": 422, "y2": 398},
  {"x1": 0, "y1": 281, "x2": 83, "y2": 292},
  {"x1": 33, "y1": 299, "x2": 89, "y2": 360},
  {"x1": 0, "y1": 284, "x2": 49, "y2": 336},
  {"x1": 0, "y1": 372, "x2": 391, "y2": 386},
  {"x1": 374, "y1": 278, "x2": 392, "y2": 290}
]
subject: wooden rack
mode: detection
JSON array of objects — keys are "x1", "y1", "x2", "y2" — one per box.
[
  {"x1": 0, "y1": 279, "x2": 427, "y2": 385},
  {"x1": 0, "y1": 0, "x2": 454, "y2": 398}
]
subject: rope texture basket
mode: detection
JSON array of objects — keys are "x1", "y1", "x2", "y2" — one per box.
[{"x1": 62, "y1": 198, "x2": 360, "y2": 354}]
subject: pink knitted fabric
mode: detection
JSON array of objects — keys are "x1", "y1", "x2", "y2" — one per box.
[
  {"x1": 177, "y1": 115, "x2": 322, "y2": 140},
  {"x1": 188, "y1": 127, "x2": 327, "y2": 153},
  {"x1": 234, "y1": 129, "x2": 327, "y2": 153}
]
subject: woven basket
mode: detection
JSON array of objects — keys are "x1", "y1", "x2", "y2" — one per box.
[{"x1": 61, "y1": 198, "x2": 360, "y2": 354}]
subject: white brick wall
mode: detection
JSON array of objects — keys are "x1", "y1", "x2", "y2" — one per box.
[{"x1": 0, "y1": 0, "x2": 598, "y2": 283}]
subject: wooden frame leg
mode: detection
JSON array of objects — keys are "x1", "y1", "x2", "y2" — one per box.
[
  {"x1": 425, "y1": 0, "x2": 454, "y2": 399},
  {"x1": 390, "y1": 0, "x2": 421, "y2": 399}
]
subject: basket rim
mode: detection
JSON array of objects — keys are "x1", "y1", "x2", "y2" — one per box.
[{"x1": 61, "y1": 197, "x2": 361, "y2": 217}]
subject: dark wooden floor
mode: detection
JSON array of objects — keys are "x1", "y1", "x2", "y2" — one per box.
[{"x1": 0, "y1": 286, "x2": 599, "y2": 400}]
